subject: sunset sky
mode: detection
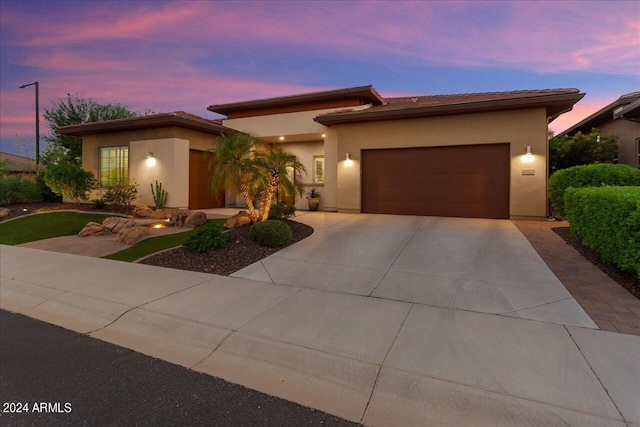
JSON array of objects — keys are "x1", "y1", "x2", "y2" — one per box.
[{"x1": 1, "y1": 0, "x2": 638, "y2": 157}]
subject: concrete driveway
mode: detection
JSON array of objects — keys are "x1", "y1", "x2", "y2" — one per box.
[
  {"x1": 234, "y1": 212, "x2": 596, "y2": 328},
  {"x1": 1, "y1": 212, "x2": 638, "y2": 426}
]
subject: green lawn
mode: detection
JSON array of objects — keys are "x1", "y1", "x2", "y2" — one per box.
[
  {"x1": 103, "y1": 219, "x2": 226, "y2": 262},
  {"x1": 0, "y1": 212, "x2": 116, "y2": 245}
]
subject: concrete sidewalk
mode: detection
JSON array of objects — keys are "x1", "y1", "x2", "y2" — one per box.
[{"x1": 1, "y1": 214, "x2": 639, "y2": 426}]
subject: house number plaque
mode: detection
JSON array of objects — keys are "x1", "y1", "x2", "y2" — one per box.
[{"x1": 521, "y1": 169, "x2": 535, "y2": 175}]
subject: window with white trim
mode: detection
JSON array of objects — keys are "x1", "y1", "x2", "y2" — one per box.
[
  {"x1": 313, "y1": 155, "x2": 325, "y2": 184},
  {"x1": 99, "y1": 146, "x2": 129, "y2": 187}
]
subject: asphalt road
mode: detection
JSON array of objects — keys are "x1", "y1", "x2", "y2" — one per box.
[{"x1": 0, "y1": 310, "x2": 359, "y2": 426}]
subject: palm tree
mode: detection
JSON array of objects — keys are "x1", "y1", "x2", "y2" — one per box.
[
  {"x1": 208, "y1": 133, "x2": 260, "y2": 222},
  {"x1": 256, "y1": 144, "x2": 307, "y2": 222}
]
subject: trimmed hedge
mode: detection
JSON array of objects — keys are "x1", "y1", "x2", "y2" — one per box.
[
  {"x1": 548, "y1": 164, "x2": 640, "y2": 217},
  {"x1": 249, "y1": 220, "x2": 292, "y2": 247},
  {"x1": 564, "y1": 186, "x2": 640, "y2": 277}
]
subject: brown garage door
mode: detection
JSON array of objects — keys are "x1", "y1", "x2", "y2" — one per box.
[
  {"x1": 189, "y1": 149, "x2": 225, "y2": 209},
  {"x1": 362, "y1": 144, "x2": 510, "y2": 219}
]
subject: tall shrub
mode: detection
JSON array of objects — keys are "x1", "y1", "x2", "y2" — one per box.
[
  {"x1": 43, "y1": 162, "x2": 96, "y2": 203},
  {"x1": 548, "y1": 164, "x2": 640, "y2": 217},
  {"x1": 564, "y1": 186, "x2": 640, "y2": 277},
  {"x1": 0, "y1": 175, "x2": 41, "y2": 205}
]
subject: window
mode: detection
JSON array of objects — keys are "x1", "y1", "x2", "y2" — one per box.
[
  {"x1": 99, "y1": 146, "x2": 129, "y2": 187},
  {"x1": 313, "y1": 155, "x2": 325, "y2": 184}
]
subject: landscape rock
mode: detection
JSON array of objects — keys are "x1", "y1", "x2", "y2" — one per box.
[
  {"x1": 0, "y1": 208, "x2": 9, "y2": 220},
  {"x1": 133, "y1": 204, "x2": 153, "y2": 218},
  {"x1": 185, "y1": 211, "x2": 207, "y2": 228},
  {"x1": 78, "y1": 222, "x2": 108, "y2": 237},
  {"x1": 152, "y1": 208, "x2": 173, "y2": 219},
  {"x1": 103, "y1": 217, "x2": 137, "y2": 233},
  {"x1": 224, "y1": 210, "x2": 252, "y2": 229},
  {"x1": 118, "y1": 226, "x2": 150, "y2": 245},
  {"x1": 172, "y1": 209, "x2": 191, "y2": 227}
]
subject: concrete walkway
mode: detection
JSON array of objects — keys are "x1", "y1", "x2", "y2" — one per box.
[{"x1": 1, "y1": 213, "x2": 638, "y2": 426}]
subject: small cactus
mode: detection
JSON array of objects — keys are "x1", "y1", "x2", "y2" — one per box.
[{"x1": 151, "y1": 180, "x2": 168, "y2": 208}]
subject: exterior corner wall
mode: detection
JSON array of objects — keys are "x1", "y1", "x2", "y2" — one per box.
[
  {"x1": 130, "y1": 138, "x2": 189, "y2": 208},
  {"x1": 601, "y1": 120, "x2": 640, "y2": 167},
  {"x1": 334, "y1": 108, "x2": 550, "y2": 219}
]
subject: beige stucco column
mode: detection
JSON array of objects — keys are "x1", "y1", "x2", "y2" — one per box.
[{"x1": 130, "y1": 138, "x2": 189, "y2": 208}]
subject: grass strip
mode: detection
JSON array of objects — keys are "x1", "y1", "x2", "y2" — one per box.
[
  {"x1": 0, "y1": 212, "x2": 115, "y2": 245},
  {"x1": 103, "y1": 219, "x2": 226, "y2": 262}
]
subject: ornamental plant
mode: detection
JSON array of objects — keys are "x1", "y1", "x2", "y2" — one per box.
[
  {"x1": 102, "y1": 179, "x2": 139, "y2": 211},
  {"x1": 184, "y1": 222, "x2": 229, "y2": 253},
  {"x1": 248, "y1": 220, "x2": 292, "y2": 247},
  {"x1": 151, "y1": 180, "x2": 168, "y2": 208}
]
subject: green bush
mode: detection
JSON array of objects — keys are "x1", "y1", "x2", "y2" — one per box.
[
  {"x1": 102, "y1": 179, "x2": 139, "y2": 211},
  {"x1": 184, "y1": 222, "x2": 229, "y2": 253},
  {"x1": 564, "y1": 186, "x2": 640, "y2": 277},
  {"x1": 267, "y1": 203, "x2": 296, "y2": 220},
  {"x1": 43, "y1": 161, "x2": 97, "y2": 203},
  {"x1": 0, "y1": 175, "x2": 42, "y2": 205},
  {"x1": 92, "y1": 198, "x2": 107, "y2": 209},
  {"x1": 248, "y1": 220, "x2": 292, "y2": 247},
  {"x1": 549, "y1": 164, "x2": 640, "y2": 217},
  {"x1": 35, "y1": 173, "x2": 62, "y2": 202}
]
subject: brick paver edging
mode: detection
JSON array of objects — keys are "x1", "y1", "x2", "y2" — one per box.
[{"x1": 513, "y1": 220, "x2": 640, "y2": 336}]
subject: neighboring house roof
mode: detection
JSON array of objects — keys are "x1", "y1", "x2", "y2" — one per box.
[
  {"x1": 315, "y1": 89, "x2": 584, "y2": 126},
  {"x1": 0, "y1": 152, "x2": 38, "y2": 173},
  {"x1": 208, "y1": 85, "x2": 386, "y2": 118},
  {"x1": 559, "y1": 92, "x2": 640, "y2": 136},
  {"x1": 56, "y1": 111, "x2": 238, "y2": 136}
]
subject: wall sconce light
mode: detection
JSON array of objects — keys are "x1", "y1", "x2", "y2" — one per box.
[
  {"x1": 279, "y1": 136, "x2": 285, "y2": 141},
  {"x1": 522, "y1": 146, "x2": 534, "y2": 163},
  {"x1": 345, "y1": 152, "x2": 353, "y2": 167},
  {"x1": 146, "y1": 151, "x2": 156, "y2": 167}
]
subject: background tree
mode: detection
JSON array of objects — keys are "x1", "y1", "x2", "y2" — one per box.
[
  {"x1": 549, "y1": 128, "x2": 618, "y2": 175},
  {"x1": 43, "y1": 94, "x2": 137, "y2": 166}
]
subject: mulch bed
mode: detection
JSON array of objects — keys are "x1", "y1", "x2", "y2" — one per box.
[
  {"x1": 139, "y1": 219, "x2": 314, "y2": 276},
  {"x1": 552, "y1": 227, "x2": 639, "y2": 299}
]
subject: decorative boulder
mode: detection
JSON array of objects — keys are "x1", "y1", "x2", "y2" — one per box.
[
  {"x1": 172, "y1": 209, "x2": 191, "y2": 227},
  {"x1": 152, "y1": 208, "x2": 173, "y2": 219},
  {"x1": 0, "y1": 207, "x2": 9, "y2": 220},
  {"x1": 185, "y1": 211, "x2": 207, "y2": 228},
  {"x1": 118, "y1": 226, "x2": 150, "y2": 245},
  {"x1": 78, "y1": 222, "x2": 108, "y2": 237},
  {"x1": 224, "y1": 211, "x2": 251, "y2": 229},
  {"x1": 103, "y1": 217, "x2": 137, "y2": 233},
  {"x1": 133, "y1": 204, "x2": 153, "y2": 218}
]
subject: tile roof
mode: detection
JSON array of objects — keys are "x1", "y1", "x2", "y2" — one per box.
[
  {"x1": 0, "y1": 152, "x2": 39, "y2": 173},
  {"x1": 57, "y1": 111, "x2": 238, "y2": 136},
  {"x1": 315, "y1": 89, "x2": 584, "y2": 126},
  {"x1": 559, "y1": 92, "x2": 640, "y2": 136}
]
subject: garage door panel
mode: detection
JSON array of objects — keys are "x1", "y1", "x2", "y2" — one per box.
[{"x1": 362, "y1": 144, "x2": 510, "y2": 219}]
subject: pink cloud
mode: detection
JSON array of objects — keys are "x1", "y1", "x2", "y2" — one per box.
[{"x1": 4, "y1": 1, "x2": 637, "y2": 75}]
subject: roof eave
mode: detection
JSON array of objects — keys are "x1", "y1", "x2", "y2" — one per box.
[
  {"x1": 207, "y1": 85, "x2": 385, "y2": 116},
  {"x1": 57, "y1": 115, "x2": 238, "y2": 136},
  {"x1": 315, "y1": 93, "x2": 585, "y2": 126}
]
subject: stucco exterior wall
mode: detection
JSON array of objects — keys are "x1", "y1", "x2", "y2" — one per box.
[
  {"x1": 81, "y1": 127, "x2": 218, "y2": 206},
  {"x1": 601, "y1": 120, "x2": 640, "y2": 167},
  {"x1": 223, "y1": 106, "x2": 368, "y2": 140},
  {"x1": 334, "y1": 108, "x2": 549, "y2": 219},
  {"x1": 130, "y1": 138, "x2": 189, "y2": 207}
]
